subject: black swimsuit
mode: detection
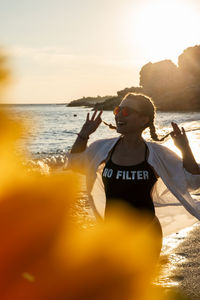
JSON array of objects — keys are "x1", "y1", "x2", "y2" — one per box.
[{"x1": 102, "y1": 140, "x2": 157, "y2": 218}]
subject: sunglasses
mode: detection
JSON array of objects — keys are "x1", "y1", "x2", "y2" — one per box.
[{"x1": 113, "y1": 106, "x2": 140, "y2": 117}]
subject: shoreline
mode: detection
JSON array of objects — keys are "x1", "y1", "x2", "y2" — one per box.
[{"x1": 156, "y1": 222, "x2": 200, "y2": 298}]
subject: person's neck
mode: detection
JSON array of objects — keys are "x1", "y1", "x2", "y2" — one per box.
[{"x1": 120, "y1": 133, "x2": 144, "y2": 149}]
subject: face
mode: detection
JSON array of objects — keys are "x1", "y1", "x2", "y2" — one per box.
[{"x1": 114, "y1": 98, "x2": 150, "y2": 134}]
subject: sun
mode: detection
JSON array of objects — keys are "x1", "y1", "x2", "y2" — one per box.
[{"x1": 131, "y1": 0, "x2": 200, "y2": 64}]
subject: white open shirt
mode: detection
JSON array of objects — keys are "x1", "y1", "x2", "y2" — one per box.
[{"x1": 66, "y1": 137, "x2": 200, "y2": 236}]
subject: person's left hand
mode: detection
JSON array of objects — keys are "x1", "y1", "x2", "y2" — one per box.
[{"x1": 170, "y1": 122, "x2": 189, "y2": 151}]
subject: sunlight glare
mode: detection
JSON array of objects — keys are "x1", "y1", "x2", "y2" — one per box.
[{"x1": 131, "y1": 0, "x2": 200, "y2": 63}]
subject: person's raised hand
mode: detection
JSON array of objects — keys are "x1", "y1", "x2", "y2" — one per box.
[
  {"x1": 79, "y1": 110, "x2": 103, "y2": 138},
  {"x1": 170, "y1": 122, "x2": 189, "y2": 151}
]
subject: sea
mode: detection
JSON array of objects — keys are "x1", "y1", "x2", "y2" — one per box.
[
  {"x1": 4, "y1": 104, "x2": 200, "y2": 287},
  {"x1": 2, "y1": 102, "x2": 200, "y2": 187},
  {"x1": 6, "y1": 104, "x2": 200, "y2": 163}
]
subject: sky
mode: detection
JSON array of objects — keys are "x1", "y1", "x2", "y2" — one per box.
[{"x1": 0, "y1": 0, "x2": 200, "y2": 103}]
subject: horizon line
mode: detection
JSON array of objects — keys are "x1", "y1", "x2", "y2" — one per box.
[{"x1": 0, "y1": 102, "x2": 69, "y2": 105}]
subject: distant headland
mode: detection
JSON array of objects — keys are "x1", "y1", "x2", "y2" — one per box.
[{"x1": 67, "y1": 45, "x2": 200, "y2": 112}]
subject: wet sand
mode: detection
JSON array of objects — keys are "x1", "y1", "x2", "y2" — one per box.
[{"x1": 156, "y1": 222, "x2": 200, "y2": 299}]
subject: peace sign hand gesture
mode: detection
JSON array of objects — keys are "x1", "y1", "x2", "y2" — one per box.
[
  {"x1": 170, "y1": 122, "x2": 189, "y2": 151},
  {"x1": 80, "y1": 110, "x2": 103, "y2": 138}
]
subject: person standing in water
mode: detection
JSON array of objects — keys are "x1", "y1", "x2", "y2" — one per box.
[{"x1": 67, "y1": 93, "x2": 200, "y2": 255}]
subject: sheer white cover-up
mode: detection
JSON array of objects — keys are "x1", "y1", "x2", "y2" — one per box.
[{"x1": 66, "y1": 137, "x2": 200, "y2": 236}]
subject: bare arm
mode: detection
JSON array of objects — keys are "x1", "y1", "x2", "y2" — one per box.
[
  {"x1": 71, "y1": 110, "x2": 102, "y2": 154},
  {"x1": 170, "y1": 122, "x2": 200, "y2": 174}
]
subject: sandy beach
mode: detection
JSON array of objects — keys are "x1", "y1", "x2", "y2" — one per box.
[{"x1": 156, "y1": 222, "x2": 200, "y2": 299}]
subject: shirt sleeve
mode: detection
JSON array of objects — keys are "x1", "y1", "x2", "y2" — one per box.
[
  {"x1": 183, "y1": 165, "x2": 200, "y2": 192},
  {"x1": 63, "y1": 140, "x2": 99, "y2": 173},
  {"x1": 154, "y1": 143, "x2": 200, "y2": 193}
]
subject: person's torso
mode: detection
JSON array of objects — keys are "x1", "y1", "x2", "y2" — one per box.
[{"x1": 102, "y1": 140, "x2": 157, "y2": 217}]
